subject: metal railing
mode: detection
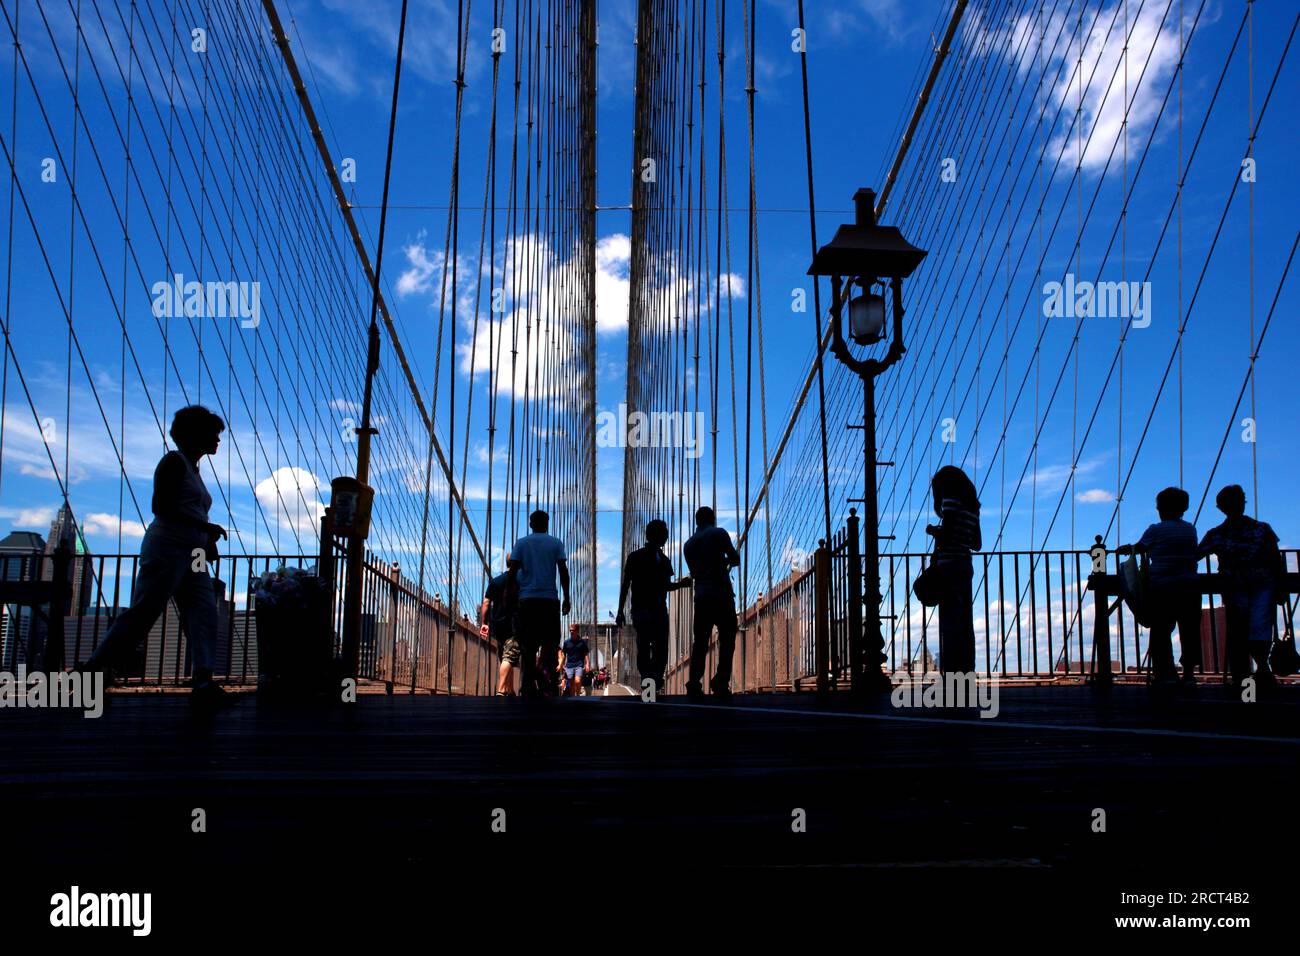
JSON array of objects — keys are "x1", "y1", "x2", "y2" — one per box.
[
  {"x1": 1088, "y1": 548, "x2": 1300, "y2": 683},
  {"x1": 664, "y1": 558, "x2": 818, "y2": 695},
  {"x1": 352, "y1": 550, "x2": 498, "y2": 695},
  {"x1": 0, "y1": 537, "x2": 498, "y2": 694},
  {"x1": 662, "y1": 534, "x2": 1300, "y2": 692},
  {"x1": 880, "y1": 547, "x2": 1097, "y2": 680}
]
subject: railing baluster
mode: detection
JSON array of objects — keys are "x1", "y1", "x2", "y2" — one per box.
[
  {"x1": 1043, "y1": 553, "x2": 1055, "y2": 678},
  {"x1": 52, "y1": 546, "x2": 1296, "y2": 691}
]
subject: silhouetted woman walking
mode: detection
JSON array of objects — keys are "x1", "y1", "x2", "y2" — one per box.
[
  {"x1": 83, "y1": 405, "x2": 229, "y2": 708},
  {"x1": 926, "y1": 466, "x2": 982, "y2": 674}
]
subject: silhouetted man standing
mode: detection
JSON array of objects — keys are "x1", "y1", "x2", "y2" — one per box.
[
  {"x1": 509, "y1": 510, "x2": 571, "y2": 697},
  {"x1": 682, "y1": 506, "x2": 739, "y2": 700},
  {"x1": 616, "y1": 519, "x2": 691, "y2": 697}
]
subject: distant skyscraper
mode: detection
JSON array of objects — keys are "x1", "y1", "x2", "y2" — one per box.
[
  {"x1": 44, "y1": 503, "x2": 94, "y2": 616},
  {"x1": 0, "y1": 530, "x2": 47, "y2": 669}
]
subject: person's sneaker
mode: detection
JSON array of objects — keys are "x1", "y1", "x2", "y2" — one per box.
[
  {"x1": 190, "y1": 681, "x2": 235, "y2": 712},
  {"x1": 1180, "y1": 672, "x2": 1198, "y2": 688},
  {"x1": 686, "y1": 685, "x2": 705, "y2": 702},
  {"x1": 710, "y1": 685, "x2": 733, "y2": 701}
]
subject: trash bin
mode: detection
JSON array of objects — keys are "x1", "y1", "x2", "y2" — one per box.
[{"x1": 252, "y1": 566, "x2": 333, "y2": 694}]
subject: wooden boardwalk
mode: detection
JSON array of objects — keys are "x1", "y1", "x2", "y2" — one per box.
[{"x1": 4, "y1": 684, "x2": 1297, "y2": 873}]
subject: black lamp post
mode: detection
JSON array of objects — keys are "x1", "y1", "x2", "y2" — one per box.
[{"x1": 808, "y1": 188, "x2": 927, "y2": 693}]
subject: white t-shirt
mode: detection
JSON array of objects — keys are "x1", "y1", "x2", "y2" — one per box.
[{"x1": 509, "y1": 532, "x2": 567, "y2": 600}]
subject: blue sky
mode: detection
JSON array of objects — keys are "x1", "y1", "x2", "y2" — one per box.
[{"x1": 1, "y1": 0, "x2": 1295, "y2": 623}]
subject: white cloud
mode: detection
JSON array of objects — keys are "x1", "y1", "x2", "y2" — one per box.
[
  {"x1": 778, "y1": 535, "x2": 812, "y2": 573},
  {"x1": 1076, "y1": 488, "x2": 1116, "y2": 504},
  {"x1": 596, "y1": 536, "x2": 621, "y2": 571},
  {"x1": 395, "y1": 237, "x2": 444, "y2": 297},
  {"x1": 254, "y1": 467, "x2": 327, "y2": 537},
  {"x1": 294, "y1": 27, "x2": 365, "y2": 98},
  {"x1": 717, "y1": 272, "x2": 746, "y2": 300},
  {"x1": 0, "y1": 505, "x2": 56, "y2": 529},
  {"x1": 0, "y1": 399, "x2": 163, "y2": 487},
  {"x1": 1033, "y1": 456, "x2": 1105, "y2": 495},
  {"x1": 595, "y1": 1, "x2": 638, "y2": 98},
  {"x1": 820, "y1": 0, "x2": 926, "y2": 46},
  {"x1": 449, "y1": 232, "x2": 614, "y2": 402},
  {"x1": 976, "y1": 0, "x2": 1185, "y2": 173},
  {"x1": 83, "y1": 512, "x2": 147, "y2": 539},
  {"x1": 329, "y1": 397, "x2": 363, "y2": 416},
  {"x1": 596, "y1": 234, "x2": 631, "y2": 333},
  {"x1": 315, "y1": 0, "x2": 473, "y2": 91},
  {"x1": 400, "y1": 227, "x2": 737, "y2": 415}
]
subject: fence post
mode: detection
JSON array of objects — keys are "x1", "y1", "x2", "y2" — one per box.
[
  {"x1": 318, "y1": 509, "x2": 336, "y2": 670},
  {"x1": 1087, "y1": 551, "x2": 1113, "y2": 690},
  {"x1": 846, "y1": 509, "x2": 864, "y2": 693},
  {"x1": 386, "y1": 566, "x2": 399, "y2": 694},
  {"x1": 815, "y1": 540, "x2": 830, "y2": 695}
]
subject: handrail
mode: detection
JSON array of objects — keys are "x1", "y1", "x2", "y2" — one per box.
[
  {"x1": 664, "y1": 545, "x2": 1300, "y2": 694},
  {"x1": 0, "y1": 549, "x2": 498, "y2": 694}
]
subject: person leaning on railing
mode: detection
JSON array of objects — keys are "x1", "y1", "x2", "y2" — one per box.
[
  {"x1": 1116, "y1": 487, "x2": 1201, "y2": 687},
  {"x1": 1196, "y1": 484, "x2": 1283, "y2": 691}
]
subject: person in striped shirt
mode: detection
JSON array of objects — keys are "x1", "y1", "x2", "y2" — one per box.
[{"x1": 925, "y1": 466, "x2": 982, "y2": 674}]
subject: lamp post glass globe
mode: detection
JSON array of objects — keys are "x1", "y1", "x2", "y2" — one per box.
[{"x1": 847, "y1": 289, "x2": 886, "y2": 346}]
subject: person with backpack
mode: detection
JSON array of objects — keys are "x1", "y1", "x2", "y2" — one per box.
[
  {"x1": 1197, "y1": 485, "x2": 1283, "y2": 690},
  {"x1": 481, "y1": 567, "x2": 520, "y2": 696},
  {"x1": 1118, "y1": 487, "x2": 1202, "y2": 686}
]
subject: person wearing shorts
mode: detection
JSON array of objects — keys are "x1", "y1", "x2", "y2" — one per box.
[
  {"x1": 482, "y1": 569, "x2": 519, "y2": 696},
  {"x1": 560, "y1": 624, "x2": 590, "y2": 697}
]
